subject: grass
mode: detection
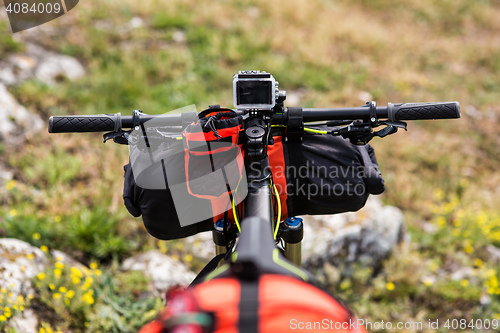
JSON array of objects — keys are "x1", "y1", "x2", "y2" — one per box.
[{"x1": 1, "y1": 0, "x2": 500, "y2": 331}]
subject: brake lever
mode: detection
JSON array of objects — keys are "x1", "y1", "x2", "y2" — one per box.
[
  {"x1": 103, "y1": 130, "x2": 131, "y2": 144},
  {"x1": 332, "y1": 120, "x2": 407, "y2": 145},
  {"x1": 372, "y1": 121, "x2": 407, "y2": 138}
]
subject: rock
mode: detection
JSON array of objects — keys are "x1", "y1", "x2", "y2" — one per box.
[
  {"x1": 181, "y1": 231, "x2": 215, "y2": 261},
  {"x1": 302, "y1": 196, "x2": 404, "y2": 275},
  {"x1": 121, "y1": 250, "x2": 196, "y2": 293},
  {"x1": 0, "y1": 238, "x2": 47, "y2": 299},
  {"x1": 486, "y1": 245, "x2": 500, "y2": 262},
  {"x1": 172, "y1": 31, "x2": 186, "y2": 43},
  {"x1": 286, "y1": 89, "x2": 307, "y2": 106},
  {"x1": 0, "y1": 162, "x2": 14, "y2": 183},
  {"x1": 357, "y1": 91, "x2": 373, "y2": 103},
  {"x1": 129, "y1": 17, "x2": 144, "y2": 29},
  {"x1": 9, "y1": 309, "x2": 38, "y2": 333},
  {"x1": 0, "y1": 43, "x2": 85, "y2": 86},
  {"x1": 465, "y1": 105, "x2": 482, "y2": 121},
  {"x1": 50, "y1": 249, "x2": 87, "y2": 270},
  {"x1": 0, "y1": 66, "x2": 18, "y2": 86},
  {"x1": 0, "y1": 83, "x2": 44, "y2": 144},
  {"x1": 450, "y1": 267, "x2": 474, "y2": 281},
  {"x1": 35, "y1": 54, "x2": 85, "y2": 85}
]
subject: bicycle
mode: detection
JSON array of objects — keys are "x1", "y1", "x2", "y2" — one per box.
[{"x1": 48, "y1": 71, "x2": 461, "y2": 332}]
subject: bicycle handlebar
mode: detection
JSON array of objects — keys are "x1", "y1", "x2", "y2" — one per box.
[{"x1": 48, "y1": 101, "x2": 460, "y2": 133}]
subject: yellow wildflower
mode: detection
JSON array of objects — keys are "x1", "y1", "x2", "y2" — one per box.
[
  {"x1": 54, "y1": 268, "x2": 62, "y2": 278},
  {"x1": 82, "y1": 292, "x2": 94, "y2": 305},
  {"x1": 54, "y1": 216, "x2": 61, "y2": 223},
  {"x1": 32, "y1": 233, "x2": 41, "y2": 240},
  {"x1": 37, "y1": 272, "x2": 46, "y2": 280},
  {"x1": 90, "y1": 263, "x2": 98, "y2": 270},
  {"x1": 39, "y1": 328, "x2": 46, "y2": 333},
  {"x1": 461, "y1": 279, "x2": 469, "y2": 287},
  {"x1": 5, "y1": 180, "x2": 17, "y2": 191},
  {"x1": 66, "y1": 290, "x2": 75, "y2": 299},
  {"x1": 71, "y1": 267, "x2": 83, "y2": 278},
  {"x1": 49, "y1": 284, "x2": 55, "y2": 290},
  {"x1": 386, "y1": 282, "x2": 395, "y2": 291},
  {"x1": 26, "y1": 253, "x2": 35, "y2": 260},
  {"x1": 0, "y1": 315, "x2": 6, "y2": 321},
  {"x1": 436, "y1": 216, "x2": 446, "y2": 228},
  {"x1": 423, "y1": 278, "x2": 434, "y2": 286},
  {"x1": 40, "y1": 245, "x2": 48, "y2": 252},
  {"x1": 59, "y1": 286, "x2": 67, "y2": 293},
  {"x1": 433, "y1": 188, "x2": 444, "y2": 201},
  {"x1": 55, "y1": 262, "x2": 64, "y2": 269},
  {"x1": 53, "y1": 293, "x2": 61, "y2": 300},
  {"x1": 184, "y1": 254, "x2": 193, "y2": 262},
  {"x1": 72, "y1": 277, "x2": 81, "y2": 285},
  {"x1": 9, "y1": 209, "x2": 17, "y2": 216}
]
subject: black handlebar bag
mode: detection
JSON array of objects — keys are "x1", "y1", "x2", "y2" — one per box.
[
  {"x1": 268, "y1": 126, "x2": 385, "y2": 218},
  {"x1": 123, "y1": 138, "x2": 214, "y2": 240},
  {"x1": 123, "y1": 108, "x2": 245, "y2": 240}
]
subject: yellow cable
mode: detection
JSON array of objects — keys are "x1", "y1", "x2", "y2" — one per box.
[
  {"x1": 272, "y1": 125, "x2": 328, "y2": 135},
  {"x1": 232, "y1": 196, "x2": 241, "y2": 232},
  {"x1": 231, "y1": 170, "x2": 245, "y2": 233},
  {"x1": 272, "y1": 183, "x2": 281, "y2": 239},
  {"x1": 304, "y1": 127, "x2": 328, "y2": 134}
]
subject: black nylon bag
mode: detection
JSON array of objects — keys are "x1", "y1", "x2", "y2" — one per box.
[
  {"x1": 122, "y1": 108, "x2": 244, "y2": 241},
  {"x1": 123, "y1": 137, "x2": 214, "y2": 240},
  {"x1": 283, "y1": 128, "x2": 385, "y2": 217}
]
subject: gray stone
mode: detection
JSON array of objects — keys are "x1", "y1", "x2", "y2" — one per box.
[
  {"x1": 286, "y1": 89, "x2": 307, "y2": 106},
  {"x1": 0, "y1": 83, "x2": 44, "y2": 144},
  {"x1": 0, "y1": 43, "x2": 86, "y2": 86},
  {"x1": 302, "y1": 196, "x2": 405, "y2": 275},
  {"x1": 9, "y1": 309, "x2": 38, "y2": 333},
  {"x1": 35, "y1": 54, "x2": 85, "y2": 85},
  {"x1": 486, "y1": 245, "x2": 500, "y2": 262},
  {"x1": 51, "y1": 249, "x2": 87, "y2": 271},
  {"x1": 357, "y1": 91, "x2": 373, "y2": 103},
  {"x1": 0, "y1": 238, "x2": 47, "y2": 300},
  {"x1": 121, "y1": 250, "x2": 196, "y2": 294},
  {"x1": 182, "y1": 231, "x2": 215, "y2": 261},
  {"x1": 172, "y1": 31, "x2": 186, "y2": 43},
  {"x1": 450, "y1": 267, "x2": 474, "y2": 281},
  {"x1": 129, "y1": 17, "x2": 144, "y2": 29}
]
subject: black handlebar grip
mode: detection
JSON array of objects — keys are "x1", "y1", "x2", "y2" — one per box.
[
  {"x1": 388, "y1": 102, "x2": 460, "y2": 121},
  {"x1": 48, "y1": 114, "x2": 122, "y2": 133}
]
